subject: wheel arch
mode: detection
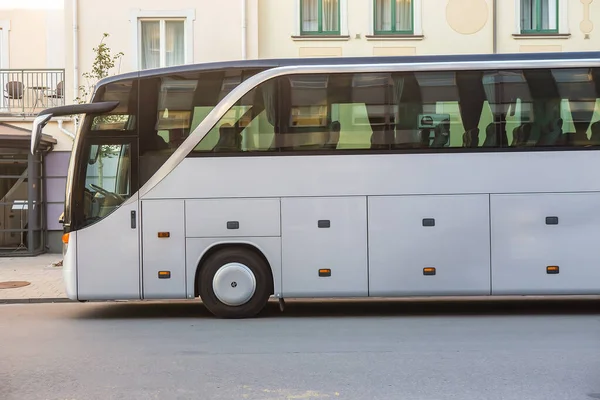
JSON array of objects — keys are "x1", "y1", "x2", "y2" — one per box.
[{"x1": 193, "y1": 242, "x2": 275, "y2": 298}]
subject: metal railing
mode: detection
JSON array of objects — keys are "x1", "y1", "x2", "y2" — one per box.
[{"x1": 0, "y1": 69, "x2": 65, "y2": 116}]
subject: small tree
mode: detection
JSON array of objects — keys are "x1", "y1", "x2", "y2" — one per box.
[
  {"x1": 76, "y1": 33, "x2": 124, "y2": 187},
  {"x1": 76, "y1": 33, "x2": 124, "y2": 104}
]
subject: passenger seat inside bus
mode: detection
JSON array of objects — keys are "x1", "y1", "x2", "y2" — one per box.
[
  {"x1": 370, "y1": 124, "x2": 395, "y2": 150},
  {"x1": 589, "y1": 121, "x2": 600, "y2": 145},
  {"x1": 555, "y1": 130, "x2": 589, "y2": 146},
  {"x1": 213, "y1": 123, "x2": 242, "y2": 152},
  {"x1": 462, "y1": 127, "x2": 480, "y2": 148},
  {"x1": 419, "y1": 121, "x2": 450, "y2": 148},
  {"x1": 536, "y1": 118, "x2": 563, "y2": 146},
  {"x1": 138, "y1": 133, "x2": 172, "y2": 187},
  {"x1": 511, "y1": 123, "x2": 532, "y2": 147},
  {"x1": 483, "y1": 122, "x2": 508, "y2": 147},
  {"x1": 431, "y1": 119, "x2": 450, "y2": 147},
  {"x1": 324, "y1": 121, "x2": 341, "y2": 150}
]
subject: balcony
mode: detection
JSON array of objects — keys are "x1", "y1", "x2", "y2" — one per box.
[{"x1": 0, "y1": 69, "x2": 65, "y2": 117}]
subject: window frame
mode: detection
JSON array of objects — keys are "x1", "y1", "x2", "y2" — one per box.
[
  {"x1": 139, "y1": 18, "x2": 186, "y2": 69},
  {"x1": 129, "y1": 9, "x2": 195, "y2": 71},
  {"x1": 373, "y1": 0, "x2": 415, "y2": 36},
  {"x1": 299, "y1": 0, "x2": 341, "y2": 36},
  {"x1": 520, "y1": 0, "x2": 559, "y2": 34}
]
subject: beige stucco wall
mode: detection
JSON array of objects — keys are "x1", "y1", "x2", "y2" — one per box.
[
  {"x1": 496, "y1": 0, "x2": 600, "y2": 53},
  {"x1": 64, "y1": 0, "x2": 247, "y2": 105},
  {"x1": 257, "y1": 0, "x2": 600, "y2": 58},
  {"x1": 258, "y1": 0, "x2": 494, "y2": 58},
  {"x1": 0, "y1": 7, "x2": 69, "y2": 148},
  {"x1": 0, "y1": 9, "x2": 64, "y2": 69},
  {"x1": 63, "y1": 0, "x2": 600, "y2": 105}
]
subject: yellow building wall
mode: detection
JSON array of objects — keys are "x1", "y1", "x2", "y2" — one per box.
[
  {"x1": 258, "y1": 0, "x2": 494, "y2": 58},
  {"x1": 64, "y1": 0, "x2": 246, "y2": 105},
  {"x1": 496, "y1": 0, "x2": 600, "y2": 53}
]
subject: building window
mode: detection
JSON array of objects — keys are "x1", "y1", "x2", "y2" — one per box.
[
  {"x1": 374, "y1": 0, "x2": 413, "y2": 35},
  {"x1": 139, "y1": 19, "x2": 185, "y2": 70},
  {"x1": 300, "y1": 0, "x2": 340, "y2": 35},
  {"x1": 521, "y1": 0, "x2": 558, "y2": 33}
]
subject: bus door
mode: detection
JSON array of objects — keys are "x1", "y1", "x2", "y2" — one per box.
[{"x1": 76, "y1": 137, "x2": 142, "y2": 300}]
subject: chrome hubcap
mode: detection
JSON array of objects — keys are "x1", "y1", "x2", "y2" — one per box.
[{"x1": 212, "y1": 262, "x2": 256, "y2": 306}]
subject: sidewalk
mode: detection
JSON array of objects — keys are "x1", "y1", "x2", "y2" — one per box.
[{"x1": 0, "y1": 253, "x2": 68, "y2": 303}]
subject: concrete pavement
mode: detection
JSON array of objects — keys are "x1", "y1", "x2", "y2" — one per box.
[
  {"x1": 1, "y1": 300, "x2": 600, "y2": 400},
  {"x1": 0, "y1": 253, "x2": 67, "y2": 302}
]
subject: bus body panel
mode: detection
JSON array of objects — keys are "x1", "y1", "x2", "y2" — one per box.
[
  {"x1": 185, "y1": 237, "x2": 282, "y2": 298},
  {"x1": 280, "y1": 196, "x2": 368, "y2": 297},
  {"x1": 491, "y1": 192, "x2": 600, "y2": 295},
  {"x1": 368, "y1": 194, "x2": 491, "y2": 296},
  {"x1": 139, "y1": 152, "x2": 600, "y2": 297},
  {"x1": 142, "y1": 151, "x2": 600, "y2": 201},
  {"x1": 77, "y1": 196, "x2": 141, "y2": 300},
  {"x1": 184, "y1": 198, "x2": 281, "y2": 238},
  {"x1": 63, "y1": 231, "x2": 77, "y2": 300},
  {"x1": 141, "y1": 199, "x2": 186, "y2": 299}
]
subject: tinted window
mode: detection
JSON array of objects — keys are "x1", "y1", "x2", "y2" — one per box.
[
  {"x1": 137, "y1": 68, "x2": 265, "y2": 184},
  {"x1": 188, "y1": 67, "x2": 600, "y2": 155},
  {"x1": 90, "y1": 80, "x2": 137, "y2": 132},
  {"x1": 504, "y1": 68, "x2": 600, "y2": 147}
]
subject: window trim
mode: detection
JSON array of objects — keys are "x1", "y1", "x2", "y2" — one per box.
[
  {"x1": 372, "y1": 0, "x2": 414, "y2": 35},
  {"x1": 295, "y1": 0, "x2": 347, "y2": 37},
  {"x1": 129, "y1": 9, "x2": 195, "y2": 70},
  {"x1": 515, "y1": 0, "x2": 568, "y2": 35},
  {"x1": 368, "y1": 0, "x2": 422, "y2": 36}
]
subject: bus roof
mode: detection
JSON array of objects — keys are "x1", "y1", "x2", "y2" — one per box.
[{"x1": 97, "y1": 50, "x2": 600, "y2": 87}]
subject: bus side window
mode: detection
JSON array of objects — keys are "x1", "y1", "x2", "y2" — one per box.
[{"x1": 192, "y1": 79, "x2": 277, "y2": 154}]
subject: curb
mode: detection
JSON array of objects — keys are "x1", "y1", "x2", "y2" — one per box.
[{"x1": 0, "y1": 297, "x2": 74, "y2": 304}]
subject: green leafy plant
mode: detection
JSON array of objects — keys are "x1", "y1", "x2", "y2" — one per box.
[
  {"x1": 76, "y1": 33, "x2": 125, "y2": 186},
  {"x1": 75, "y1": 33, "x2": 124, "y2": 104}
]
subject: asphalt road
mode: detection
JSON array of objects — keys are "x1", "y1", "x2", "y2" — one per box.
[{"x1": 1, "y1": 298, "x2": 600, "y2": 400}]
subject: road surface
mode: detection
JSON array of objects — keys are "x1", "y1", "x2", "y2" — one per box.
[{"x1": 1, "y1": 298, "x2": 599, "y2": 400}]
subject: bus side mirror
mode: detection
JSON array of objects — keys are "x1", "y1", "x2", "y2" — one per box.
[{"x1": 30, "y1": 114, "x2": 53, "y2": 154}]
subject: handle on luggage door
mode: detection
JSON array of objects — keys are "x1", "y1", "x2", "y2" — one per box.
[{"x1": 131, "y1": 210, "x2": 136, "y2": 229}]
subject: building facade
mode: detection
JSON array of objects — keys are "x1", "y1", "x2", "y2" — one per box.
[
  {"x1": 64, "y1": 0, "x2": 600, "y2": 107},
  {"x1": 0, "y1": 1, "x2": 70, "y2": 255},
  {"x1": 0, "y1": 0, "x2": 599, "y2": 255}
]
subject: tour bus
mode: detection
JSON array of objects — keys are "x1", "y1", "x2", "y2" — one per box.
[{"x1": 31, "y1": 51, "x2": 600, "y2": 318}]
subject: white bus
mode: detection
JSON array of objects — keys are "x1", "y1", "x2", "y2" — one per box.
[{"x1": 31, "y1": 52, "x2": 600, "y2": 318}]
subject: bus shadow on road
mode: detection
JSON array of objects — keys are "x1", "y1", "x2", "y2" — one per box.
[{"x1": 73, "y1": 296, "x2": 600, "y2": 320}]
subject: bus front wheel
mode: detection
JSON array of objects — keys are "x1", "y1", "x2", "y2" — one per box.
[{"x1": 198, "y1": 247, "x2": 271, "y2": 318}]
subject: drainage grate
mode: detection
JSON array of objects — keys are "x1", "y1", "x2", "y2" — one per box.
[{"x1": 0, "y1": 281, "x2": 31, "y2": 289}]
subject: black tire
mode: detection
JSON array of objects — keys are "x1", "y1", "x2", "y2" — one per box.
[{"x1": 198, "y1": 247, "x2": 272, "y2": 319}]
